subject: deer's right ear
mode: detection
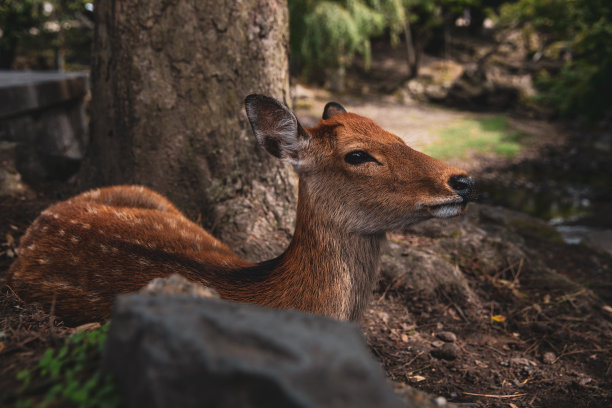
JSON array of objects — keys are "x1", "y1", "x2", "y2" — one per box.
[{"x1": 245, "y1": 94, "x2": 309, "y2": 164}]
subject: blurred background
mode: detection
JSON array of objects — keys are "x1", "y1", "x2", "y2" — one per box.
[
  {"x1": 1, "y1": 2, "x2": 612, "y2": 407},
  {"x1": 1, "y1": 0, "x2": 610, "y2": 249}
]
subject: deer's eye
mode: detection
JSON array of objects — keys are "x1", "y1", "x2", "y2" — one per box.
[{"x1": 344, "y1": 150, "x2": 377, "y2": 165}]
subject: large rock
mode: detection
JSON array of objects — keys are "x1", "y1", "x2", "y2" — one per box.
[
  {"x1": 0, "y1": 71, "x2": 89, "y2": 182},
  {"x1": 103, "y1": 294, "x2": 406, "y2": 408}
]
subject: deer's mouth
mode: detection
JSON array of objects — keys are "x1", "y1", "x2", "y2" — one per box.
[{"x1": 424, "y1": 200, "x2": 466, "y2": 218}]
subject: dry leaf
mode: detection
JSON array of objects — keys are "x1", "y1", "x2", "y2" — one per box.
[
  {"x1": 5, "y1": 233, "x2": 15, "y2": 247},
  {"x1": 401, "y1": 333, "x2": 409, "y2": 342},
  {"x1": 74, "y1": 322, "x2": 102, "y2": 332},
  {"x1": 408, "y1": 375, "x2": 426, "y2": 382},
  {"x1": 491, "y1": 314, "x2": 506, "y2": 323}
]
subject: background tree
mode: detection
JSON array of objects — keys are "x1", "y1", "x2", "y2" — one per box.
[
  {"x1": 81, "y1": 0, "x2": 295, "y2": 260},
  {"x1": 500, "y1": 0, "x2": 612, "y2": 118},
  {"x1": 289, "y1": 0, "x2": 405, "y2": 87},
  {"x1": 0, "y1": 0, "x2": 92, "y2": 70},
  {"x1": 0, "y1": 0, "x2": 45, "y2": 68}
]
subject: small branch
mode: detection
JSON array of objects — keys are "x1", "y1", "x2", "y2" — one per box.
[{"x1": 463, "y1": 392, "x2": 525, "y2": 399}]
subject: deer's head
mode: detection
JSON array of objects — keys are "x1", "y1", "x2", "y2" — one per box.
[{"x1": 245, "y1": 95, "x2": 475, "y2": 234}]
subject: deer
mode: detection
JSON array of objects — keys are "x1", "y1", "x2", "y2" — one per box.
[{"x1": 6, "y1": 95, "x2": 475, "y2": 325}]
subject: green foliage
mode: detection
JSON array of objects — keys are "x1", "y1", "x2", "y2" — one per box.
[
  {"x1": 0, "y1": 0, "x2": 93, "y2": 69},
  {"x1": 289, "y1": 0, "x2": 405, "y2": 80},
  {"x1": 500, "y1": 0, "x2": 612, "y2": 118},
  {"x1": 15, "y1": 323, "x2": 123, "y2": 408},
  {"x1": 425, "y1": 115, "x2": 525, "y2": 160}
]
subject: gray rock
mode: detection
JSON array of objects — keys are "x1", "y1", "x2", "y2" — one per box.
[
  {"x1": 140, "y1": 273, "x2": 220, "y2": 298},
  {"x1": 436, "y1": 331, "x2": 457, "y2": 343},
  {"x1": 430, "y1": 343, "x2": 460, "y2": 361},
  {"x1": 0, "y1": 71, "x2": 88, "y2": 182},
  {"x1": 103, "y1": 294, "x2": 407, "y2": 408}
]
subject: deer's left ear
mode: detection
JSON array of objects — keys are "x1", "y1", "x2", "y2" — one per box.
[{"x1": 245, "y1": 94, "x2": 309, "y2": 165}]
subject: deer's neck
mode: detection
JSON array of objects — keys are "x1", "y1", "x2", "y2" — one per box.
[{"x1": 270, "y1": 181, "x2": 384, "y2": 320}]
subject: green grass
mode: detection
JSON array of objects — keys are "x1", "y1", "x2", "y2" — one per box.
[
  {"x1": 14, "y1": 323, "x2": 122, "y2": 408},
  {"x1": 424, "y1": 115, "x2": 526, "y2": 160}
]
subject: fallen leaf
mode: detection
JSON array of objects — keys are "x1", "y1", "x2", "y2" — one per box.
[
  {"x1": 401, "y1": 333, "x2": 409, "y2": 342},
  {"x1": 408, "y1": 375, "x2": 426, "y2": 382},
  {"x1": 73, "y1": 322, "x2": 101, "y2": 332},
  {"x1": 5, "y1": 233, "x2": 15, "y2": 247},
  {"x1": 491, "y1": 314, "x2": 506, "y2": 323}
]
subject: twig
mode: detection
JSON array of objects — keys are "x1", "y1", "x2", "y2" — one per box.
[
  {"x1": 402, "y1": 351, "x2": 424, "y2": 369},
  {"x1": 463, "y1": 392, "x2": 525, "y2": 399},
  {"x1": 377, "y1": 274, "x2": 406, "y2": 302}
]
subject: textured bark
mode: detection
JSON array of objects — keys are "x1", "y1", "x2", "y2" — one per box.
[{"x1": 83, "y1": 0, "x2": 295, "y2": 260}]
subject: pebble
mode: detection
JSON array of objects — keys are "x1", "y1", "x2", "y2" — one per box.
[
  {"x1": 431, "y1": 343, "x2": 460, "y2": 360},
  {"x1": 432, "y1": 396, "x2": 447, "y2": 407},
  {"x1": 543, "y1": 351, "x2": 556, "y2": 364},
  {"x1": 436, "y1": 331, "x2": 457, "y2": 343},
  {"x1": 431, "y1": 340, "x2": 445, "y2": 348}
]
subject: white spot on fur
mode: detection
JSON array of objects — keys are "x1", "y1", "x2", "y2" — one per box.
[
  {"x1": 41, "y1": 226, "x2": 49, "y2": 233},
  {"x1": 86, "y1": 206, "x2": 98, "y2": 215},
  {"x1": 100, "y1": 244, "x2": 109, "y2": 253},
  {"x1": 113, "y1": 211, "x2": 130, "y2": 221},
  {"x1": 153, "y1": 223, "x2": 163, "y2": 230},
  {"x1": 27, "y1": 244, "x2": 37, "y2": 252},
  {"x1": 81, "y1": 223, "x2": 91, "y2": 229},
  {"x1": 111, "y1": 247, "x2": 119, "y2": 254},
  {"x1": 70, "y1": 255, "x2": 80, "y2": 265},
  {"x1": 37, "y1": 257, "x2": 50, "y2": 265},
  {"x1": 58, "y1": 229, "x2": 65, "y2": 236},
  {"x1": 89, "y1": 189, "x2": 101, "y2": 199},
  {"x1": 71, "y1": 235, "x2": 80, "y2": 243}
]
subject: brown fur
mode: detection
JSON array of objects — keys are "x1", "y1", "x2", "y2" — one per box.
[{"x1": 7, "y1": 98, "x2": 470, "y2": 324}]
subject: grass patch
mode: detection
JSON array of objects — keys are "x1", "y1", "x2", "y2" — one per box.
[
  {"x1": 13, "y1": 323, "x2": 122, "y2": 408},
  {"x1": 425, "y1": 115, "x2": 526, "y2": 160}
]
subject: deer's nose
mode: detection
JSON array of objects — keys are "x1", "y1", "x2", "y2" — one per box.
[{"x1": 448, "y1": 175, "x2": 475, "y2": 201}]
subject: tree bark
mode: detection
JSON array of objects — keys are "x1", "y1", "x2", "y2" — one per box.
[
  {"x1": 403, "y1": 11, "x2": 421, "y2": 79},
  {"x1": 83, "y1": 0, "x2": 295, "y2": 261}
]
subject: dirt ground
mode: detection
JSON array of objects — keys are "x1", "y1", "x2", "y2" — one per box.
[
  {"x1": 363, "y1": 237, "x2": 612, "y2": 408},
  {"x1": 1, "y1": 179, "x2": 611, "y2": 407}
]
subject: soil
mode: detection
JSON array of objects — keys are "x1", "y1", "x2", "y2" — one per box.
[{"x1": 362, "y1": 230, "x2": 612, "y2": 408}]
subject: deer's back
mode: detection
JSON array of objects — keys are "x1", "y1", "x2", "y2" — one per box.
[{"x1": 6, "y1": 186, "x2": 247, "y2": 323}]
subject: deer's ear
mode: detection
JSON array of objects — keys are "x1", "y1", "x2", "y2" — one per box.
[
  {"x1": 245, "y1": 94, "x2": 309, "y2": 164},
  {"x1": 322, "y1": 102, "x2": 347, "y2": 120}
]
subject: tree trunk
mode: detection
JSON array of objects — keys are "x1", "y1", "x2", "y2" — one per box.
[
  {"x1": 403, "y1": 11, "x2": 420, "y2": 79},
  {"x1": 83, "y1": 0, "x2": 295, "y2": 261}
]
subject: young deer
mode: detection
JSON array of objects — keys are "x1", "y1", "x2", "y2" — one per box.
[{"x1": 7, "y1": 95, "x2": 475, "y2": 324}]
